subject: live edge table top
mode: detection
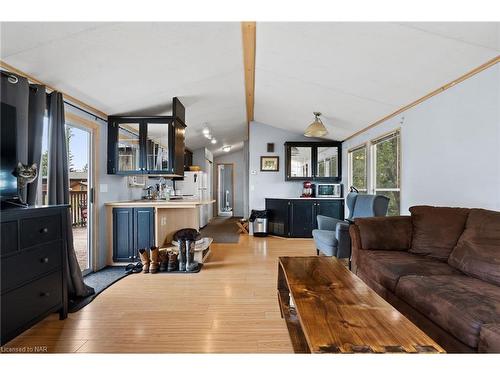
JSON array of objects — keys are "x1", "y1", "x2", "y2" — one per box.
[{"x1": 277, "y1": 256, "x2": 445, "y2": 354}]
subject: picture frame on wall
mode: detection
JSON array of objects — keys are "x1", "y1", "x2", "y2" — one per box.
[{"x1": 260, "y1": 156, "x2": 279, "y2": 172}]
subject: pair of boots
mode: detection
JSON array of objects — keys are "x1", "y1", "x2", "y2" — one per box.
[
  {"x1": 138, "y1": 247, "x2": 159, "y2": 274},
  {"x1": 159, "y1": 250, "x2": 178, "y2": 272},
  {"x1": 177, "y1": 239, "x2": 199, "y2": 272}
]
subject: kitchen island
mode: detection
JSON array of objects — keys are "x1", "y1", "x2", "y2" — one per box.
[{"x1": 105, "y1": 199, "x2": 215, "y2": 265}]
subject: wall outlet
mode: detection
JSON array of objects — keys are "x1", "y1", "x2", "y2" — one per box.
[
  {"x1": 161, "y1": 217, "x2": 167, "y2": 226},
  {"x1": 99, "y1": 184, "x2": 108, "y2": 193}
]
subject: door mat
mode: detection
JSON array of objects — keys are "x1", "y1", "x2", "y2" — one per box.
[{"x1": 68, "y1": 266, "x2": 129, "y2": 313}]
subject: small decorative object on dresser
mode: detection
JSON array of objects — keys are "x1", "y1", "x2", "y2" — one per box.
[
  {"x1": 1, "y1": 205, "x2": 69, "y2": 345},
  {"x1": 260, "y1": 156, "x2": 279, "y2": 172}
]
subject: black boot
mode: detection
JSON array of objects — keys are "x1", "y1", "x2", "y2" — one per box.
[
  {"x1": 185, "y1": 240, "x2": 199, "y2": 272},
  {"x1": 177, "y1": 240, "x2": 186, "y2": 271}
]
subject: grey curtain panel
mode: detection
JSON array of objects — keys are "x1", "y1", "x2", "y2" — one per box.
[
  {"x1": 0, "y1": 72, "x2": 45, "y2": 205},
  {"x1": 47, "y1": 92, "x2": 94, "y2": 299}
]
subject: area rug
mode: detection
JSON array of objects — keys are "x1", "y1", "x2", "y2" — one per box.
[
  {"x1": 200, "y1": 216, "x2": 241, "y2": 243},
  {"x1": 68, "y1": 266, "x2": 129, "y2": 312}
]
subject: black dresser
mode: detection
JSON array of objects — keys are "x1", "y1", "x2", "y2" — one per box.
[{"x1": 1, "y1": 205, "x2": 68, "y2": 345}]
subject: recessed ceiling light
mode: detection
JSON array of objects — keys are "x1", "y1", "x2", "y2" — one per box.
[
  {"x1": 222, "y1": 145, "x2": 231, "y2": 152},
  {"x1": 211, "y1": 138, "x2": 217, "y2": 144},
  {"x1": 202, "y1": 127, "x2": 210, "y2": 136}
]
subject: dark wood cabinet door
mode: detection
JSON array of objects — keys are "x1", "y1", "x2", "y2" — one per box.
[
  {"x1": 265, "y1": 199, "x2": 289, "y2": 236},
  {"x1": 113, "y1": 208, "x2": 134, "y2": 262},
  {"x1": 133, "y1": 207, "x2": 155, "y2": 260},
  {"x1": 313, "y1": 200, "x2": 345, "y2": 229},
  {"x1": 172, "y1": 119, "x2": 186, "y2": 176},
  {"x1": 289, "y1": 200, "x2": 315, "y2": 238}
]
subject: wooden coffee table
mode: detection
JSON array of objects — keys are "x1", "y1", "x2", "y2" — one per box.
[{"x1": 277, "y1": 256, "x2": 445, "y2": 353}]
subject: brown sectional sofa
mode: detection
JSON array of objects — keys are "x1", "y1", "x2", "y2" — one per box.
[{"x1": 349, "y1": 206, "x2": 500, "y2": 353}]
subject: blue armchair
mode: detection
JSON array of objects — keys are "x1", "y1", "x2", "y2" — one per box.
[{"x1": 312, "y1": 192, "x2": 390, "y2": 260}]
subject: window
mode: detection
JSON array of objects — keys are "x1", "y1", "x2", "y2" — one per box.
[
  {"x1": 348, "y1": 145, "x2": 367, "y2": 192},
  {"x1": 348, "y1": 130, "x2": 401, "y2": 216},
  {"x1": 371, "y1": 131, "x2": 400, "y2": 216}
]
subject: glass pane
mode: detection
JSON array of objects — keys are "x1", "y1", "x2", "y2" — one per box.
[
  {"x1": 351, "y1": 147, "x2": 367, "y2": 190},
  {"x1": 117, "y1": 123, "x2": 141, "y2": 172},
  {"x1": 316, "y1": 146, "x2": 338, "y2": 177},
  {"x1": 376, "y1": 190, "x2": 400, "y2": 216},
  {"x1": 290, "y1": 147, "x2": 312, "y2": 178},
  {"x1": 147, "y1": 122, "x2": 170, "y2": 170},
  {"x1": 375, "y1": 135, "x2": 399, "y2": 189},
  {"x1": 65, "y1": 124, "x2": 91, "y2": 272}
]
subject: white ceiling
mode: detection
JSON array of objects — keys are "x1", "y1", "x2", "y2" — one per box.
[
  {"x1": 1, "y1": 22, "x2": 499, "y2": 150},
  {"x1": 0, "y1": 22, "x2": 247, "y2": 153},
  {"x1": 254, "y1": 22, "x2": 500, "y2": 140}
]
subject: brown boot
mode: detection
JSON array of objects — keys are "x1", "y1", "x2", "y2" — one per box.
[
  {"x1": 167, "y1": 251, "x2": 178, "y2": 272},
  {"x1": 150, "y1": 246, "x2": 159, "y2": 274},
  {"x1": 138, "y1": 249, "x2": 150, "y2": 273},
  {"x1": 159, "y1": 249, "x2": 168, "y2": 272}
]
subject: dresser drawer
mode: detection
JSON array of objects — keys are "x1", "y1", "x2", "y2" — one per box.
[
  {"x1": 0, "y1": 221, "x2": 18, "y2": 256},
  {"x1": 1, "y1": 241, "x2": 63, "y2": 292},
  {"x1": 20, "y1": 214, "x2": 62, "y2": 249},
  {"x1": 1, "y1": 271, "x2": 62, "y2": 341}
]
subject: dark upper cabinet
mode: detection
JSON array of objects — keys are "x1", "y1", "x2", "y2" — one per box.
[
  {"x1": 184, "y1": 149, "x2": 193, "y2": 171},
  {"x1": 107, "y1": 97, "x2": 187, "y2": 176},
  {"x1": 284, "y1": 141, "x2": 342, "y2": 182},
  {"x1": 108, "y1": 116, "x2": 186, "y2": 176}
]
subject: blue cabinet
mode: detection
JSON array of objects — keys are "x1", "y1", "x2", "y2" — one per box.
[
  {"x1": 265, "y1": 198, "x2": 344, "y2": 238},
  {"x1": 113, "y1": 207, "x2": 154, "y2": 262}
]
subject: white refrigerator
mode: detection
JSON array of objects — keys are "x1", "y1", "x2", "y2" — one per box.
[{"x1": 176, "y1": 171, "x2": 210, "y2": 228}]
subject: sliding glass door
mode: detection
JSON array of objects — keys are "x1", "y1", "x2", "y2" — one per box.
[{"x1": 65, "y1": 120, "x2": 94, "y2": 275}]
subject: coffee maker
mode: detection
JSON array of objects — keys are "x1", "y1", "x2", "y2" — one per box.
[{"x1": 300, "y1": 181, "x2": 315, "y2": 198}]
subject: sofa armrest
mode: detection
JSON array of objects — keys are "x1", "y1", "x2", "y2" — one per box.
[
  {"x1": 479, "y1": 324, "x2": 500, "y2": 353},
  {"x1": 317, "y1": 215, "x2": 343, "y2": 231},
  {"x1": 354, "y1": 216, "x2": 412, "y2": 250}
]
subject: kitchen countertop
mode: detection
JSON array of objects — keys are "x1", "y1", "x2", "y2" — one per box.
[
  {"x1": 266, "y1": 197, "x2": 344, "y2": 200},
  {"x1": 105, "y1": 199, "x2": 215, "y2": 208}
]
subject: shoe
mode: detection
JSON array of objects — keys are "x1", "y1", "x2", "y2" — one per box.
[
  {"x1": 138, "y1": 249, "x2": 150, "y2": 273},
  {"x1": 177, "y1": 240, "x2": 186, "y2": 272},
  {"x1": 159, "y1": 249, "x2": 168, "y2": 272},
  {"x1": 185, "y1": 240, "x2": 199, "y2": 272},
  {"x1": 167, "y1": 251, "x2": 178, "y2": 272},
  {"x1": 150, "y1": 246, "x2": 159, "y2": 274}
]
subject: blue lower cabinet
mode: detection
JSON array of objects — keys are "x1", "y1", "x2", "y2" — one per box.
[
  {"x1": 113, "y1": 207, "x2": 155, "y2": 262},
  {"x1": 265, "y1": 198, "x2": 344, "y2": 238}
]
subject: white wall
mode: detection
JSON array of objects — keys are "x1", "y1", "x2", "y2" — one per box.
[
  {"x1": 248, "y1": 121, "x2": 321, "y2": 210},
  {"x1": 342, "y1": 63, "x2": 500, "y2": 213}
]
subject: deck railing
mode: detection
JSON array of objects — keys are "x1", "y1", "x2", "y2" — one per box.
[{"x1": 42, "y1": 191, "x2": 87, "y2": 227}]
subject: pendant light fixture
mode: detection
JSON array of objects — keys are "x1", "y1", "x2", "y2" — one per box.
[{"x1": 304, "y1": 112, "x2": 328, "y2": 137}]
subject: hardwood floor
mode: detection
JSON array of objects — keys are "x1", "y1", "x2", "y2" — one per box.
[{"x1": 3, "y1": 235, "x2": 315, "y2": 353}]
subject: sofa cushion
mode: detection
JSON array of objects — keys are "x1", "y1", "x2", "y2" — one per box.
[
  {"x1": 355, "y1": 216, "x2": 412, "y2": 250},
  {"x1": 448, "y1": 208, "x2": 500, "y2": 286},
  {"x1": 395, "y1": 275, "x2": 500, "y2": 348},
  {"x1": 356, "y1": 250, "x2": 461, "y2": 292},
  {"x1": 478, "y1": 324, "x2": 500, "y2": 353},
  {"x1": 409, "y1": 206, "x2": 469, "y2": 260}
]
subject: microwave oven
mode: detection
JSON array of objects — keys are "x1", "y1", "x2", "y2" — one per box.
[{"x1": 316, "y1": 183, "x2": 342, "y2": 198}]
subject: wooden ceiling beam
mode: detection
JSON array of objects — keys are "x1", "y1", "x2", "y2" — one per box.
[{"x1": 241, "y1": 22, "x2": 256, "y2": 128}]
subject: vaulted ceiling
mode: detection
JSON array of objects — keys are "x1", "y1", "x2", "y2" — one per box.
[{"x1": 1, "y1": 22, "x2": 499, "y2": 152}]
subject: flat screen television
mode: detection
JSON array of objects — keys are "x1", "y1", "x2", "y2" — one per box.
[{"x1": 1, "y1": 102, "x2": 18, "y2": 201}]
